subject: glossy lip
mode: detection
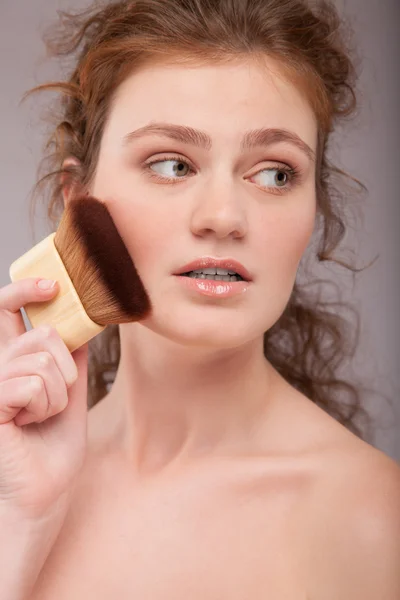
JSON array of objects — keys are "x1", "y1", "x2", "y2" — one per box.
[
  {"x1": 175, "y1": 275, "x2": 250, "y2": 298},
  {"x1": 174, "y1": 257, "x2": 253, "y2": 282}
]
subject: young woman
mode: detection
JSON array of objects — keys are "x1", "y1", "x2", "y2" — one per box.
[{"x1": 1, "y1": 0, "x2": 399, "y2": 598}]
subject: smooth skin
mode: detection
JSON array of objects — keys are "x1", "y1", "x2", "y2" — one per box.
[
  {"x1": 80, "y1": 57, "x2": 318, "y2": 473},
  {"x1": 33, "y1": 56, "x2": 399, "y2": 599},
  {"x1": 1, "y1": 55, "x2": 399, "y2": 598}
]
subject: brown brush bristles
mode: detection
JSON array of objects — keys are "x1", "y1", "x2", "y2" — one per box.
[{"x1": 54, "y1": 195, "x2": 151, "y2": 325}]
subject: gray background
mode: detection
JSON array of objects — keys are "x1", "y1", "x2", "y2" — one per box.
[{"x1": 0, "y1": 0, "x2": 399, "y2": 461}]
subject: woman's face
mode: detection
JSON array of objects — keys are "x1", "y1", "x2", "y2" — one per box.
[{"x1": 90, "y1": 58, "x2": 318, "y2": 348}]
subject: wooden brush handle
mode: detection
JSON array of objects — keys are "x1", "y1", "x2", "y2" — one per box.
[{"x1": 9, "y1": 233, "x2": 105, "y2": 353}]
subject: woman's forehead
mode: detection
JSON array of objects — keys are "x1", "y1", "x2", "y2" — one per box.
[{"x1": 107, "y1": 58, "x2": 318, "y2": 145}]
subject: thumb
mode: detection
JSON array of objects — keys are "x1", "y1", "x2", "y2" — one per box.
[
  {"x1": 65, "y1": 342, "x2": 89, "y2": 426},
  {"x1": 33, "y1": 343, "x2": 90, "y2": 489},
  {"x1": 47, "y1": 342, "x2": 89, "y2": 435}
]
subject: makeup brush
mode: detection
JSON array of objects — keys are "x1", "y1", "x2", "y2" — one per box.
[{"x1": 9, "y1": 195, "x2": 151, "y2": 352}]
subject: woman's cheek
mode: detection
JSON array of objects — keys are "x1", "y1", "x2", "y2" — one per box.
[
  {"x1": 257, "y1": 205, "x2": 315, "y2": 284},
  {"x1": 104, "y1": 198, "x2": 173, "y2": 277}
]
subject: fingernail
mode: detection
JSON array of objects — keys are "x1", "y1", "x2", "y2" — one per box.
[{"x1": 37, "y1": 279, "x2": 57, "y2": 290}]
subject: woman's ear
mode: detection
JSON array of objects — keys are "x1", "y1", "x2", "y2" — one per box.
[{"x1": 61, "y1": 157, "x2": 85, "y2": 207}]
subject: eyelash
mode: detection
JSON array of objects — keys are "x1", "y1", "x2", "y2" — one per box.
[{"x1": 143, "y1": 154, "x2": 301, "y2": 195}]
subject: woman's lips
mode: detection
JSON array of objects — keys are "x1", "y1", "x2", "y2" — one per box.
[
  {"x1": 174, "y1": 257, "x2": 252, "y2": 282},
  {"x1": 174, "y1": 274, "x2": 251, "y2": 298}
]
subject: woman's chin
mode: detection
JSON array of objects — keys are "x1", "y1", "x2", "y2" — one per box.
[{"x1": 141, "y1": 316, "x2": 264, "y2": 349}]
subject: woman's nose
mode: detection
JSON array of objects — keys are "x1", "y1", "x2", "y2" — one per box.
[{"x1": 189, "y1": 180, "x2": 248, "y2": 240}]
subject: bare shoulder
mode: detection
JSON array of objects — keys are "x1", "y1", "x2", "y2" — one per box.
[
  {"x1": 305, "y1": 420, "x2": 400, "y2": 600},
  {"x1": 292, "y1": 383, "x2": 400, "y2": 533},
  {"x1": 313, "y1": 433, "x2": 400, "y2": 526},
  {"x1": 277, "y1": 378, "x2": 399, "y2": 480},
  {"x1": 278, "y1": 383, "x2": 400, "y2": 597}
]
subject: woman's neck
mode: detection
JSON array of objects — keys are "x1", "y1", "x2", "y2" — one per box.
[{"x1": 89, "y1": 323, "x2": 281, "y2": 476}]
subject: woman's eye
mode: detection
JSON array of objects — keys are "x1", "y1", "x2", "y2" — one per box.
[
  {"x1": 251, "y1": 168, "x2": 290, "y2": 188},
  {"x1": 147, "y1": 158, "x2": 191, "y2": 178},
  {"x1": 144, "y1": 156, "x2": 298, "y2": 191}
]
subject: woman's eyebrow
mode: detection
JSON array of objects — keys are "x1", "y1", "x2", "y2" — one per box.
[{"x1": 122, "y1": 122, "x2": 316, "y2": 163}]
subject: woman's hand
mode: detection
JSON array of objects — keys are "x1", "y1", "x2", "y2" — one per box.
[{"x1": 0, "y1": 278, "x2": 89, "y2": 524}]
